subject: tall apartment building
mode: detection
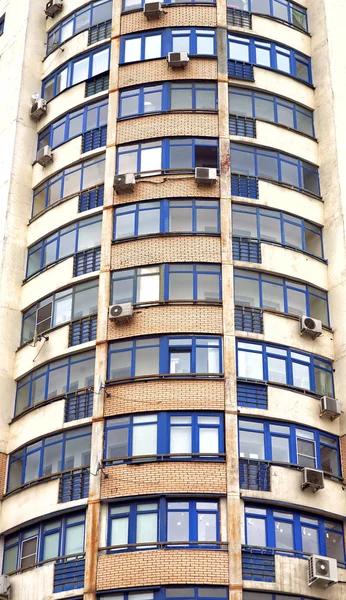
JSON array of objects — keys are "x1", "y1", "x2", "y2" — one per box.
[{"x1": 0, "y1": 0, "x2": 346, "y2": 599}]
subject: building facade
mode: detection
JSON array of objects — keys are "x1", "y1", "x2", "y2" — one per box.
[{"x1": 0, "y1": 0, "x2": 346, "y2": 599}]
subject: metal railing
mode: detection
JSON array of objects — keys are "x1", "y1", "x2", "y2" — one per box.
[
  {"x1": 239, "y1": 458, "x2": 270, "y2": 491},
  {"x1": 231, "y1": 173, "x2": 259, "y2": 198},
  {"x1": 64, "y1": 388, "x2": 93, "y2": 422},
  {"x1": 227, "y1": 7, "x2": 252, "y2": 28},
  {"x1": 229, "y1": 114, "x2": 256, "y2": 138},
  {"x1": 85, "y1": 72, "x2": 109, "y2": 97},
  {"x1": 78, "y1": 184, "x2": 104, "y2": 212},
  {"x1": 73, "y1": 246, "x2": 101, "y2": 276},
  {"x1": 54, "y1": 555, "x2": 85, "y2": 592},
  {"x1": 59, "y1": 467, "x2": 90, "y2": 503},
  {"x1": 99, "y1": 540, "x2": 228, "y2": 552},
  {"x1": 242, "y1": 546, "x2": 275, "y2": 582},
  {"x1": 228, "y1": 60, "x2": 254, "y2": 81},
  {"x1": 69, "y1": 314, "x2": 97, "y2": 346},
  {"x1": 103, "y1": 452, "x2": 226, "y2": 466},
  {"x1": 234, "y1": 305, "x2": 263, "y2": 333},
  {"x1": 232, "y1": 236, "x2": 261, "y2": 263},
  {"x1": 237, "y1": 380, "x2": 268, "y2": 409},
  {"x1": 82, "y1": 125, "x2": 107, "y2": 153},
  {"x1": 88, "y1": 19, "x2": 111, "y2": 45}
]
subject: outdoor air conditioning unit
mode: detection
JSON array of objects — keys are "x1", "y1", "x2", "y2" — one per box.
[
  {"x1": 0, "y1": 576, "x2": 10, "y2": 599},
  {"x1": 109, "y1": 303, "x2": 134, "y2": 321},
  {"x1": 167, "y1": 52, "x2": 189, "y2": 68},
  {"x1": 30, "y1": 97, "x2": 47, "y2": 121},
  {"x1": 299, "y1": 315, "x2": 322, "y2": 339},
  {"x1": 36, "y1": 145, "x2": 53, "y2": 167},
  {"x1": 308, "y1": 555, "x2": 338, "y2": 586},
  {"x1": 144, "y1": 1, "x2": 163, "y2": 19},
  {"x1": 45, "y1": 0, "x2": 63, "y2": 17},
  {"x1": 195, "y1": 167, "x2": 217, "y2": 185},
  {"x1": 113, "y1": 173, "x2": 135, "y2": 194},
  {"x1": 320, "y1": 396, "x2": 341, "y2": 420},
  {"x1": 301, "y1": 467, "x2": 324, "y2": 492}
]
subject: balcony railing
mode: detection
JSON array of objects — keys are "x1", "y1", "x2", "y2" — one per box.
[
  {"x1": 54, "y1": 556, "x2": 85, "y2": 592},
  {"x1": 79, "y1": 184, "x2": 104, "y2": 212},
  {"x1": 88, "y1": 19, "x2": 111, "y2": 45},
  {"x1": 239, "y1": 458, "x2": 270, "y2": 491},
  {"x1": 234, "y1": 306, "x2": 263, "y2": 333},
  {"x1": 59, "y1": 467, "x2": 90, "y2": 503},
  {"x1": 242, "y1": 546, "x2": 275, "y2": 582},
  {"x1": 64, "y1": 388, "x2": 93, "y2": 422},
  {"x1": 229, "y1": 114, "x2": 256, "y2": 138},
  {"x1": 69, "y1": 315, "x2": 97, "y2": 346},
  {"x1": 231, "y1": 173, "x2": 259, "y2": 198},
  {"x1": 73, "y1": 247, "x2": 101, "y2": 277},
  {"x1": 85, "y1": 72, "x2": 109, "y2": 97},
  {"x1": 232, "y1": 237, "x2": 261, "y2": 262},
  {"x1": 228, "y1": 60, "x2": 254, "y2": 81},
  {"x1": 227, "y1": 7, "x2": 252, "y2": 28},
  {"x1": 82, "y1": 125, "x2": 107, "y2": 153},
  {"x1": 237, "y1": 380, "x2": 268, "y2": 409}
]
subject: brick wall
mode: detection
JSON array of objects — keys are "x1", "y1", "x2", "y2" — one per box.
[
  {"x1": 104, "y1": 379, "x2": 225, "y2": 416},
  {"x1": 0, "y1": 452, "x2": 7, "y2": 497},
  {"x1": 117, "y1": 113, "x2": 219, "y2": 145},
  {"x1": 121, "y1": 5, "x2": 217, "y2": 35},
  {"x1": 101, "y1": 461, "x2": 227, "y2": 498},
  {"x1": 118, "y1": 58, "x2": 217, "y2": 88},
  {"x1": 96, "y1": 550, "x2": 229, "y2": 589},
  {"x1": 111, "y1": 236, "x2": 221, "y2": 269},
  {"x1": 114, "y1": 175, "x2": 220, "y2": 204}
]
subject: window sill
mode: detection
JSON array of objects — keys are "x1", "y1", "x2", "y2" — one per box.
[
  {"x1": 4, "y1": 466, "x2": 90, "y2": 499},
  {"x1": 10, "y1": 386, "x2": 93, "y2": 424},
  {"x1": 120, "y1": 54, "x2": 217, "y2": 67},
  {"x1": 103, "y1": 453, "x2": 226, "y2": 466},
  {"x1": 5, "y1": 552, "x2": 86, "y2": 577},
  {"x1": 100, "y1": 541, "x2": 227, "y2": 553},
  {"x1": 106, "y1": 373, "x2": 224, "y2": 386},
  {"x1": 117, "y1": 109, "x2": 218, "y2": 122},
  {"x1": 236, "y1": 377, "x2": 323, "y2": 400},
  {"x1": 112, "y1": 232, "x2": 221, "y2": 244},
  {"x1": 121, "y1": 2, "x2": 216, "y2": 16}
]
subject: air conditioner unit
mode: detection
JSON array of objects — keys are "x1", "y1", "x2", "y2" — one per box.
[
  {"x1": 308, "y1": 555, "x2": 338, "y2": 586},
  {"x1": 36, "y1": 145, "x2": 53, "y2": 167},
  {"x1": 167, "y1": 52, "x2": 189, "y2": 68},
  {"x1": 320, "y1": 396, "x2": 341, "y2": 420},
  {"x1": 301, "y1": 467, "x2": 324, "y2": 492},
  {"x1": 45, "y1": 0, "x2": 63, "y2": 17},
  {"x1": 195, "y1": 167, "x2": 217, "y2": 185},
  {"x1": 30, "y1": 98, "x2": 47, "y2": 121},
  {"x1": 0, "y1": 576, "x2": 10, "y2": 598},
  {"x1": 299, "y1": 315, "x2": 322, "y2": 339},
  {"x1": 113, "y1": 173, "x2": 135, "y2": 194},
  {"x1": 144, "y1": 1, "x2": 162, "y2": 19},
  {"x1": 109, "y1": 303, "x2": 134, "y2": 320}
]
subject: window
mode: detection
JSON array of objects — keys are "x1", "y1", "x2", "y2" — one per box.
[
  {"x1": 245, "y1": 505, "x2": 345, "y2": 562},
  {"x1": 229, "y1": 87, "x2": 314, "y2": 137},
  {"x1": 108, "y1": 336, "x2": 222, "y2": 381},
  {"x1": 0, "y1": 14, "x2": 5, "y2": 36},
  {"x1": 42, "y1": 46, "x2": 110, "y2": 101},
  {"x1": 236, "y1": 340, "x2": 334, "y2": 396},
  {"x1": 228, "y1": 34, "x2": 311, "y2": 83},
  {"x1": 117, "y1": 139, "x2": 218, "y2": 175},
  {"x1": 234, "y1": 269, "x2": 329, "y2": 325},
  {"x1": 21, "y1": 280, "x2": 98, "y2": 344},
  {"x1": 239, "y1": 419, "x2": 340, "y2": 477},
  {"x1": 232, "y1": 204, "x2": 324, "y2": 259},
  {"x1": 100, "y1": 588, "x2": 227, "y2": 600},
  {"x1": 26, "y1": 215, "x2": 102, "y2": 279},
  {"x1": 121, "y1": 28, "x2": 216, "y2": 64},
  {"x1": 230, "y1": 143, "x2": 319, "y2": 195},
  {"x1": 104, "y1": 412, "x2": 224, "y2": 462},
  {"x1": 32, "y1": 154, "x2": 105, "y2": 217},
  {"x1": 118, "y1": 82, "x2": 217, "y2": 118},
  {"x1": 7, "y1": 427, "x2": 91, "y2": 492},
  {"x1": 3, "y1": 512, "x2": 85, "y2": 574},
  {"x1": 111, "y1": 264, "x2": 221, "y2": 304},
  {"x1": 38, "y1": 100, "x2": 108, "y2": 151},
  {"x1": 108, "y1": 499, "x2": 220, "y2": 550},
  {"x1": 243, "y1": 594, "x2": 316, "y2": 600},
  {"x1": 15, "y1": 350, "x2": 95, "y2": 417},
  {"x1": 114, "y1": 199, "x2": 220, "y2": 239}
]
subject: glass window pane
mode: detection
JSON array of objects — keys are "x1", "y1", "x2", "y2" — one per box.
[
  {"x1": 167, "y1": 510, "x2": 189, "y2": 542},
  {"x1": 262, "y1": 282, "x2": 284, "y2": 311},
  {"x1": 234, "y1": 277, "x2": 259, "y2": 307},
  {"x1": 198, "y1": 512, "x2": 216, "y2": 541},
  {"x1": 24, "y1": 451, "x2": 40, "y2": 482},
  {"x1": 133, "y1": 424, "x2": 157, "y2": 456},
  {"x1": 271, "y1": 437, "x2": 290, "y2": 462},
  {"x1": 72, "y1": 57, "x2": 89, "y2": 85},
  {"x1": 172, "y1": 35, "x2": 189, "y2": 53},
  {"x1": 65, "y1": 523, "x2": 84, "y2": 554},
  {"x1": 43, "y1": 532, "x2": 59, "y2": 560},
  {"x1": 292, "y1": 362, "x2": 310, "y2": 390},
  {"x1": 43, "y1": 442, "x2": 63, "y2": 475},
  {"x1": 107, "y1": 428, "x2": 128, "y2": 459},
  {"x1": 277, "y1": 104, "x2": 294, "y2": 128},
  {"x1": 137, "y1": 513, "x2": 158, "y2": 543},
  {"x1": 314, "y1": 367, "x2": 333, "y2": 397},
  {"x1": 239, "y1": 430, "x2": 264, "y2": 459},
  {"x1": 325, "y1": 529, "x2": 344, "y2": 561},
  {"x1": 171, "y1": 426, "x2": 192, "y2": 454},
  {"x1": 267, "y1": 356, "x2": 286, "y2": 384},
  {"x1": 144, "y1": 35, "x2": 161, "y2": 59},
  {"x1": 169, "y1": 272, "x2": 193, "y2": 300},
  {"x1": 255, "y1": 97, "x2": 274, "y2": 121},
  {"x1": 238, "y1": 349, "x2": 263, "y2": 379},
  {"x1": 196, "y1": 347, "x2": 219, "y2": 373},
  {"x1": 124, "y1": 38, "x2": 141, "y2": 63},
  {"x1": 64, "y1": 435, "x2": 90, "y2": 469},
  {"x1": 246, "y1": 517, "x2": 266, "y2": 546},
  {"x1": 287, "y1": 288, "x2": 306, "y2": 317},
  {"x1": 229, "y1": 41, "x2": 249, "y2": 62},
  {"x1": 281, "y1": 161, "x2": 299, "y2": 187},
  {"x1": 275, "y1": 521, "x2": 293, "y2": 550},
  {"x1": 197, "y1": 36, "x2": 214, "y2": 55},
  {"x1": 170, "y1": 207, "x2": 192, "y2": 232},
  {"x1": 111, "y1": 517, "x2": 128, "y2": 545},
  {"x1": 301, "y1": 526, "x2": 318, "y2": 554},
  {"x1": 199, "y1": 428, "x2": 218, "y2": 453},
  {"x1": 305, "y1": 228, "x2": 322, "y2": 257}
]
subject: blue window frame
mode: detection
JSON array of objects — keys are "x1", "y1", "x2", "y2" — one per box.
[
  {"x1": 0, "y1": 13, "x2": 5, "y2": 36},
  {"x1": 232, "y1": 204, "x2": 324, "y2": 259},
  {"x1": 230, "y1": 143, "x2": 319, "y2": 196},
  {"x1": 121, "y1": 28, "x2": 216, "y2": 64},
  {"x1": 111, "y1": 264, "x2": 222, "y2": 304},
  {"x1": 7, "y1": 426, "x2": 92, "y2": 492},
  {"x1": 26, "y1": 215, "x2": 102, "y2": 279},
  {"x1": 228, "y1": 0, "x2": 308, "y2": 32},
  {"x1": 108, "y1": 336, "x2": 223, "y2": 381},
  {"x1": 15, "y1": 350, "x2": 95, "y2": 417},
  {"x1": 116, "y1": 138, "x2": 218, "y2": 175},
  {"x1": 234, "y1": 269, "x2": 329, "y2": 325},
  {"x1": 244, "y1": 504, "x2": 345, "y2": 563},
  {"x1": 38, "y1": 100, "x2": 108, "y2": 151},
  {"x1": 243, "y1": 594, "x2": 316, "y2": 600},
  {"x1": 47, "y1": 0, "x2": 112, "y2": 54},
  {"x1": 21, "y1": 279, "x2": 98, "y2": 344},
  {"x1": 104, "y1": 412, "x2": 224, "y2": 463},
  {"x1": 119, "y1": 81, "x2": 217, "y2": 118},
  {"x1": 229, "y1": 86, "x2": 314, "y2": 137},
  {"x1": 99, "y1": 587, "x2": 228, "y2": 600},
  {"x1": 114, "y1": 199, "x2": 220, "y2": 239},
  {"x1": 42, "y1": 45, "x2": 110, "y2": 102},
  {"x1": 228, "y1": 34, "x2": 312, "y2": 84},
  {"x1": 236, "y1": 340, "x2": 334, "y2": 397},
  {"x1": 32, "y1": 153, "x2": 105, "y2": 217},
  {"x1": 239, "y1": 418, "x2": 341, "y2": 477},
  {"x1": 108, "y1": 498, "x2": 220, "y2": 551},
  {"x1": 3, "y1": 511, "x2": 85, "y2": 574}
]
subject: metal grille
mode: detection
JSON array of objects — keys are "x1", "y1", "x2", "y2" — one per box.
[
  {"x1": 232, "y1": 237, "x2": 261, "y2": 262},
  {"x1": 85, "y1": 72, "x2": 109, "y2": 97},
  {"x1": 69, "y1": 315, "x2": 97, "y2": 346},
  {"x1": 242, "y1": 547, "x2": 275, "y2": 582},
  {"x1": 73, "y1": 247, "x2": 101, "y2": 277},
  {"x1": 88, "y1": 19, "x2": 111, "y2": 45},
  {"x1": 82, "y1": 125, "x2": 107, "y2": 153},
  {"x1": 228, "y1": 60, "x2": 254, "y2": 81},
  {"x1": 54, "y1": 557, "x2": 85, "y2": 592},
  {"x1": 229, "y1": 115, "x2": 256, "y2": 137},
  {"x1": 235, "y1": 306, "x2": 263, "y2": 333},
  {"x1": 79, "y1": 184, "x2": 104, "y2": 212},
  {"x1": 237, "y1": 381, "x2": 268, "y2": 409},
  {"x1": 231, "y1": 174, "x2": 259, "y2": 198},
  {"x1": 59, "y1": 468, "x2": 90, "y2": 503},
  {"x1": 227, "y1": 8, "x2": 252, "y2": 28},
  {"x1": 239, "y1": 459, "x2": 270, "y2": 491},
  {"x1": 65, "y1": 389, "x2": 93, "y2": 422}
]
